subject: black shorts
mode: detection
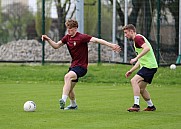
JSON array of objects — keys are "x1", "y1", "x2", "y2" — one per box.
[
  {"x1": 68, "y1": 66, "x2": 87, "y2": 82},
  {"x1": 137, "y1": 67, "x2": 157, "y2": 84}
]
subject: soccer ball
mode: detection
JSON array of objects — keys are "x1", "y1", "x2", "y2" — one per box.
[
  {"x1": 24, "y1": 101, "x2": 36, "y2": 112},
  {"x1": 170, "y1": 64, "x2": 176, "y2": 70}
]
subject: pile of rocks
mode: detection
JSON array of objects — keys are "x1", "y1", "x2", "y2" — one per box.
[{"x1": 0, "y1": 40, "x2": 122, "y2": 62}]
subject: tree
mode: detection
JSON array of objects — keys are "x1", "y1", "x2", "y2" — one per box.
[
  {"x1": 54, "y1": 0, "x2": 76, "y2": 39},
  {"x1": 101, "y1": 1, "x2": 115, "y2": 41},
  {"x1": 3, "y1": 2, "x2": 34, "y2": 40},
  {"x1": 109, "y1": 0, "x2": 155, "y2": 39},
  {"x1": 0, "y1": 0, "x2": 7, "y2": 44},
  {"x1": 163, "y1": 0, "x2": 179, "y2": 52},
  {"x1": 84, "y1": 0, "x2": 97, "y2": 36},
  {"x1": 109, "y1": 0, "x2": 124, "y2": 26},
  {"x1": 0, "y1": 0, "x2": 1, "y2": 23},
  {"x1": 35, "y1": 0, "x2": 52, "y2": 37}
]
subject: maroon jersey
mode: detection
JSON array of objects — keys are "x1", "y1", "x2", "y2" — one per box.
[
  {"x1": 134, "y1": 35, "x2": 145, "y2": 48},
  {"x1": 61, "y1": 32, "x2": 92, "y2": 69}
]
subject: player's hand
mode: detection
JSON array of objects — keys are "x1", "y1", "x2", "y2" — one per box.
[
  {"x1": 130, "y1": 57, "x2": 137, "y2": 64},
  {"x1": 112, "y1": 44, "x2": 121, "y2": 53},
  {"x1": 41, "y1": 35, "x2": 50, "y2": 41},
  {"x1": 125, "y1": 71, "x2": 132, "y2": 78}
]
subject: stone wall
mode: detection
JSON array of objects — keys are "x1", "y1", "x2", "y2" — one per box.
[{"x1": 0, "y1": 40, "x2": 122, "y2": 62}]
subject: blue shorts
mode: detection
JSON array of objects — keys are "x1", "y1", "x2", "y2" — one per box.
[
  {"x1": 137, "y1": 67, "x2": 157, "y2": 84},
  {"x1": 68, "y1": 66, "x2": 87, "y2": 82}
]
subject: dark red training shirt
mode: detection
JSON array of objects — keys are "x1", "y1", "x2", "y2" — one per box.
[
  {"x1": 134, "y1": 35, "x2": 145, "y2": 48},
  {"x1": 61, "y1": 32, "x2": 92, "y2": 69}
]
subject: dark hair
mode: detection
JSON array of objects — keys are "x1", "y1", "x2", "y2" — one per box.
[
  {"x1": 122, "y1": 24, "x2": 136, "y2": 32},
  {"x1": 65, "y1": 19, "x2": 78, "y2": 29}
]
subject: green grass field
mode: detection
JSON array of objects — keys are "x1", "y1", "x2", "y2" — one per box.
[{"x1": 0, "y1": 63, "x2": 181, "y2": 129}]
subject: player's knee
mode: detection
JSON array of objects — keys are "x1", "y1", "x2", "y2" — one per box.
[
  {"x1": 64, "y1": 74, "x2": 72, "y2": 81},
  {"x1": 130, "y1": 78, "x2": 137, "y2": 85}
]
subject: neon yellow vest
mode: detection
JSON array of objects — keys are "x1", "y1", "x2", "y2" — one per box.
[{"x1": 134, "y1": 34, "x2": 158, "y2": 68}]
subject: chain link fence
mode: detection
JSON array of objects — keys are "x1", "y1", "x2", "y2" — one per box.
[{"x1": 0, "y1": 0, "x2": 179, "y2": 65}]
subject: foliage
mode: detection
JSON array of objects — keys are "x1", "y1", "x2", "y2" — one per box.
[
  {"x1": 109, "y1": 0, "x2": 154, "y2": 38},
  {"x1": 2, "y1": 2, "x2": 34, "y2": 41},
  {"x1": 162, "y1": 0, "x2": 179, "y2": 50},
  {"x1": 84, "y1": 0, "x2": 97, "y2": 36},
  {"x1": 35, "y1": 0, "x2": 52, "y2": 37},
  {"x1": 0, "y1": 0, "x2": 8, "y2": 44},
  {"x1": 0, "y1": 27, "x2": 9, "y2": 44},
  {"x1": 0, "y1": 0, "x2": 1, "y2": 23},
  {"x1": 101, "y1": 2, "x2": 113, "y2": 41},
  {"x1": 84, "y1": 0, "x2": 113, "y2": 40},
  {"x1": 54, "y1": 0, "x2": 76, "y2": 39}
]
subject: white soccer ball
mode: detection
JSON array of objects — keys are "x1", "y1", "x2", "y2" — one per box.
[
  {"x1": 170, "y1": 64, "x2": 176, "y2": 70},
  {"x1": 24, "y1": 101, "x2": 36, "y2": 112}
]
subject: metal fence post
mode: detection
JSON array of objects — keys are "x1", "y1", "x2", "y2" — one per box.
[
  {"x1": 176, "y1": 0, "x2": 181, "y2": 64},
  {"x1": 98, "y1": 0, "x2": 101, "y2": 63},
  {"x1": 42, "y1": 0, "x2": 45, "y2": 65}
]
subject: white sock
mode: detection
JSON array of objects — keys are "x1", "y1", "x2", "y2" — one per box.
[
  {"x1": 62, "y1": 95, "x2": 68, "y2": 102},
  {"x1": 134, "y1": 96, "x2": 140, "y2": 105},
  {"x1": 146, "y1": 99, "x2": 154, "y2": 107},
  {"x1": 70, "y1": 99, "x2": 77, "y2": 107}
]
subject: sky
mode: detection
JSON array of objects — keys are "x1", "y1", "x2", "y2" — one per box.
[
  {"x1": 28, "y1": 0, "x2": 36, "y2": 12},
  {"x1": 28, "y1": 0, "x2": 58, "y2": 18}
]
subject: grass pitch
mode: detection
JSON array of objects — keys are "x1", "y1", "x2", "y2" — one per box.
[{"x1": 0, "y1": 63, "x2": 181, "y2": 129}]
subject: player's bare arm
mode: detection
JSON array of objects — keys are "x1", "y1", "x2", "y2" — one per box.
[
  {"x1": 130, "y1": 43, "x2": 150, "y2": 64},
  {"x1": 125, "y1": 61, "x2": 140, "y2": 78},
  {"x1": 90, "y1": 37, "x2": 121, "y2": 52},
  {"x1": 41, "y1": 35, "x2": 65, "y2": 49}
]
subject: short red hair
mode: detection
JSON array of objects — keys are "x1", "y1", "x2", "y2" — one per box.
[{"x1": 65, "y1": 19, "x2": 78, "y2": 29}]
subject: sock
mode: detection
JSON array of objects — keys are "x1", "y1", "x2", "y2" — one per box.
[
  {"x1": 146, "y1": 99, "x2": 154, "y2": 107},
  {"x1": 70, "y1": 99, "x2": 77, "y2": 107},
  {"x1": 134, "y1": 96, "x2": 140, "y2": 105},
  {"x1": 62, "y1": 95, "x2": 68, "y2": 102}
]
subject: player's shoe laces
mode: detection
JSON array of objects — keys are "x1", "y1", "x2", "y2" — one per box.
[
  {"x1": 59, "y1": 99, "x2": 65, "y2": 110},
  {"x1": 64, "y1": 105, "x2": 78, "y2": 110},
  {"x1": 143, "y1": 105, "x2": 156, "y2": 111},
  {"x1": 127, "y1": 104, "x2": 140, "y2": 112}
]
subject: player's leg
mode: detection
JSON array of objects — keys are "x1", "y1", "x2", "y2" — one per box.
[
  {"x1": 139, "y1": 67, "x2": 157, "y2": 111},
  {"x1": 60, "y1": 66, "x2": 87, "y2": 110},
  {"x1": 63, "y1": 71, "x2": 77, "y2": 96},
  {"x1": 127, "y1": 74, "x2": 143, "y2": 112},
  {"x1": 139, "y1": 81, "x2": 156, "y2": 111},
  {"x1": 69, "y1": 81, "x2": 77, "y2": 100},
  {"x1": 64, "y1": 81, "x2": 78, "y2": 110},
  {"x1": 139, "y1": 81, "x2": 150, "y2": 101},
  {"x1": 131, "y1": 74, "x2": 143, "y2": 96},
  {"x1": 60, "y1": 71, "x2": 77, "y2": 109}
]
